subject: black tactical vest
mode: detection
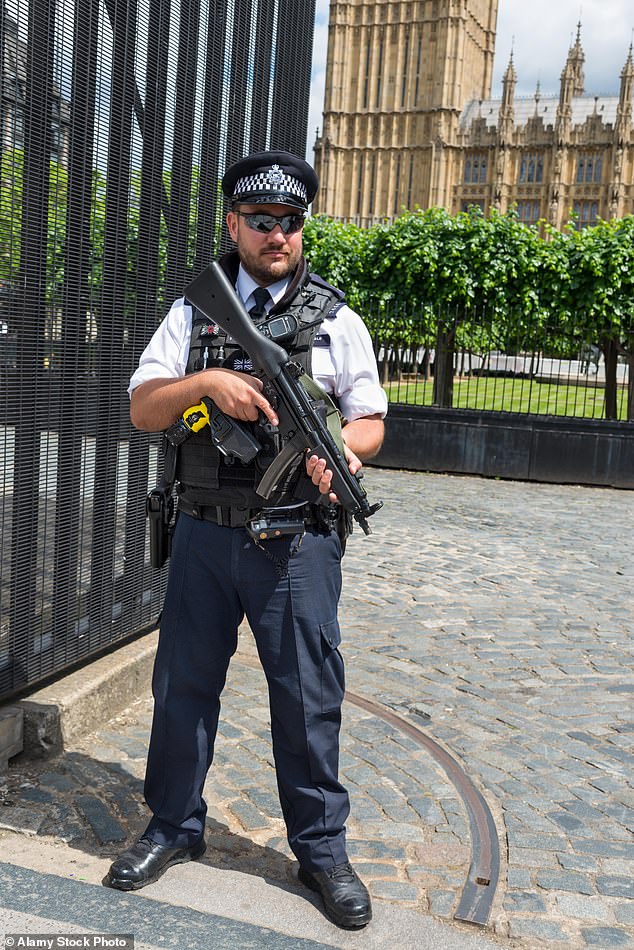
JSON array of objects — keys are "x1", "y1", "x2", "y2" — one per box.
[{"x1": 174, "y1": 253, "x2": 345, "y2": 510}]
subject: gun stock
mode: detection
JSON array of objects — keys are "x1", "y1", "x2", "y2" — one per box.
[{"x1": 186, "y1": 263, "x2": 288, "y2": 379}]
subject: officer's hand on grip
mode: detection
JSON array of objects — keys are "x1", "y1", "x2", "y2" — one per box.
[
  {"x1": 201, "y1": 367, "x2": 279, "y2": 426},
  {"x1": 306, "y1": 443, "x2": 362, "y2": 503}
]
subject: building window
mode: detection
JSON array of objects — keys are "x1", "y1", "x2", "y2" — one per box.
[
  {"x1": 413, "y1": 33, "x2": 423, "y2": 105},
  {"x1": 576, "y1": 154, "x2": 603, "y2": 184},
  {"x1": 14, "y1": 109, "x2": 24, "y2": 147},
  {"x1": 362, "y1": 43, "x2": 371, "y2": 109},
  {"x1": 464, "y1": 154, "x2": 487, "y2": 184},
  {"x1": 368, "y1": 153, "x2": 377, "y2": 211},
  {"x1": 519, "y1": 153, "x2": 543, "y2": 183},
  {"x1": 516, "y1": 200, "x2": 541, "y2": 225},
  {"x1": 393, "y1": 154, "x2": 402, "y2": 214},
  {"x1": 400, "y1": 34, "x2": 410, "y2": 107},
  {"x1": 573, "y1": 201, "x2": 599, "y2": 229},
  {"x1": 356, "y1": 160, "x2": 364, "y2": 216},
  {"x1": 51, "y1": 120, "x2": 61, "y2": 159},
  {"x1": 375, "y1": 32, "x2": 384, "y2": 107}
]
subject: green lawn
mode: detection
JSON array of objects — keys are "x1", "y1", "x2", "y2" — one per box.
[{"x1": 383, "y1": 377, "x2": 630, "y2": 420}]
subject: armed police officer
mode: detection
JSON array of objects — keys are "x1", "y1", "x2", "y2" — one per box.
[{"x1": 106, "y1": 151, "x2": 387, "y2": 929}]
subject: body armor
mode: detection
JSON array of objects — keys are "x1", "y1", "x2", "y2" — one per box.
[{"x1": 174, "y1": 253, "x2": 345, "y2": 510}]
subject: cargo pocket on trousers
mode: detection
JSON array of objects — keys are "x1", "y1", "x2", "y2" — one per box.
[{"x1": 320, "y1": 619, "x2": 345, "y2": 714}]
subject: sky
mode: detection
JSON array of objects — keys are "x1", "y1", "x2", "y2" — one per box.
[{"x1": 306, "y1": 0, "x2": 634, "y2": 158}]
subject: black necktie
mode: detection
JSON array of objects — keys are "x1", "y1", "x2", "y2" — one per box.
[{"x1": 249, "y1": 287, "x2": 270, "y2": 323}]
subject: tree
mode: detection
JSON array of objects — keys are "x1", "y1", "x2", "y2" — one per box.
[
  {"x1": 303, "y1": 214, "x2": 373, "y2": 309},
  {"x1": 0, "y1": 147, "x2": 24, "y2": 284},
  {"x1": 550, "y1": 215, "x2": 634, "y2": 420},
  {"x1": 364, "y1": 207, "x2": 544, "y2": 405}
]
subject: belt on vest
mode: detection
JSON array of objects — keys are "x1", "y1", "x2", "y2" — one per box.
[{"x1": 177, "y1": 498, "x2": 322, "y2": 529}]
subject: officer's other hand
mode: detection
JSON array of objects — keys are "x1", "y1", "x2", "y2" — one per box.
[
  {"x1": 306, "y1": 444, "x2": 362, "y2": 502},
  {"x1": 203, "y1": 368, "x2": 278, "y2": 425}
]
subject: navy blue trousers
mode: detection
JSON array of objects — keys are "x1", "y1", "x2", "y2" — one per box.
[{"x1": 143, "y1": 512, "x2": 350, "y2": 872}]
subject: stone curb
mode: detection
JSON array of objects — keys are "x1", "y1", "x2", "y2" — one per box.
[
  {"x1": 13, "y1": 631, "x2": 159, "y2": 758},
  {"x1": 0, "y1": 705, "x2": 23, "y2": 779}
]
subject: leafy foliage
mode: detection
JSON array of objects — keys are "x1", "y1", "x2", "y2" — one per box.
[
  {"x1": 3, "y1": 148, "x2": 634, "y2": 418},
  {"x1": 303, "y1": 207, "x2": 634, "y2": 419}
]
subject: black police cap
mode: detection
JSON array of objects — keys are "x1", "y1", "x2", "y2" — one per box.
[{"x1": 222, "y1": 150, "x2": 318, "y2": 211}]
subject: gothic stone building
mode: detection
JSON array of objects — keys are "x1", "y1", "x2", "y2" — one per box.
[{"x1": 313, "y1": 2, "x2": 634, "y2": 230}]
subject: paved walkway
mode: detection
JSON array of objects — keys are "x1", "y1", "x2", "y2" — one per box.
[{"x1": 1, "y1": 468, "x2": 633, "y2": 948}]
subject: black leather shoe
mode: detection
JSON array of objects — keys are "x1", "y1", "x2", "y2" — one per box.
[
  {"x1": 298, "y1": 862, "x2": 372, "y2": 928},
  {"x1": 105, "y1": 835, "x2": 206, "y2": 891}
]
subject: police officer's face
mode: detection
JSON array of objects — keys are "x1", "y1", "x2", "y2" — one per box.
[{"x1": 227, "y1": 202, "x2": 304, "y2": 286}]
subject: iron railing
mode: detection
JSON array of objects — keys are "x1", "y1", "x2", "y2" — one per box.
[
  {"x1": 0, "y1": 0, "x2": 316, "y2": 701},
  {"x1": 364, "y1": 300, "x2": 634, "y2": 422}
]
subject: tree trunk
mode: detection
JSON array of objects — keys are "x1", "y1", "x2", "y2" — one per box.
[
  {"x1": 419, "y1": 347, "x2": 431, "y2": 380},
  {"x1": 394, "y1": 349, "x2": 402, "y2": 380},
  {"x1": 529, "y1": 350, "x2": 540, "y2": 377},
  {"x1": 433, "y1": 325, "x2": 456, "y2": 408}
]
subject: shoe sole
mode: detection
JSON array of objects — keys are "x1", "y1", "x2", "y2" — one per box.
[
  {"x1": 298, "y1": 867, "x2": 372, "y2": 929},
  {"x1": 106, "y1": 840, "x2": 207, "y2": 891}
]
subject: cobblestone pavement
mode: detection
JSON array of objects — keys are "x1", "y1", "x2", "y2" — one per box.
[
  {"x1": 2, "y1": 469, "x2": 633, "y2": 949},
  {"x1": 344, "y1": 469, "x2": 634, "y2": 949}
]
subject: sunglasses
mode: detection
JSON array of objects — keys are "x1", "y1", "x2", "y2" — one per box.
[{"x1": 236, "y1": 211, "x2": 305, "y2": 235}]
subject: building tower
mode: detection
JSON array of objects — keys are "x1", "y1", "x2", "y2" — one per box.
[
  {"x1": 556, "y1": 23, "x2": 586, "y2": 145},
  {"x1": 313, "y1": 0, "x2": 499, "y2": 220},
  {"x1": 491, "y1": 50, "x2": 515, "y2": 209},
  {"x1": 611, "y1": 44, "x2": 634, "y2": 217}
]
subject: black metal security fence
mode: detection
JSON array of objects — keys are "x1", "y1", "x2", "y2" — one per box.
[
  {"x1": 0, "y1": 0, "x2": 316, "y2": 701},
  {"x1": 365, "y1": 299, "x2": 634, "y2": 422}
]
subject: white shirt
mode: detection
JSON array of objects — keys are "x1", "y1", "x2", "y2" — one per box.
[{"x1": 129, "y1": 266, "x2": 388, "y2": 422}]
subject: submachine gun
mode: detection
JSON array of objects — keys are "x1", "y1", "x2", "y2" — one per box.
[{"x1": 184, "y1": 262, "x2": 383, "y2": 535}]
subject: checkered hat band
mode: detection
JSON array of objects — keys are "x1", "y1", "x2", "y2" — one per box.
[{"x1": 234, "y1": 171, "x2": 307, "y2": 202}]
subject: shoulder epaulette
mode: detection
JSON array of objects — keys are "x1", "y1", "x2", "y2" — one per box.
[
  {"x1": 307, "y1": 273, "x2": 346, "y2": 319},
  {"x1": 308, "y1": 272, "x2": 345, "y2": 300}
]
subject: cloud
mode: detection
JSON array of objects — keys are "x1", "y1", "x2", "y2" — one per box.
[
  {"x1": 493, "y1": 0, "x2": 634, "y2": 98},
  {"x1": 306, "y1": 0, "x2": 633, "y2": 156}
]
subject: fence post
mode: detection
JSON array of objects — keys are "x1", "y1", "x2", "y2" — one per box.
[
  {"x1": 8, "y1": 0, "x2": 56, "y2": 691},
  {"x1": 52, "y1": 0, "x2": 100, "y2": 661},
  {"x1": 88, "y1": 0, "x2": 138, "y2": 643}
]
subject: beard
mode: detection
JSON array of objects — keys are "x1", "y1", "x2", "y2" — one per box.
[{"x1": 237, "y1": 241, "x2": 302, "y2": 286}]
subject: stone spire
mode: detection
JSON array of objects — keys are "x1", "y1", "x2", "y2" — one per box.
[
  {"x1": 609, "y1": 45, "x2": 633, "y2": 217},
  {"x1": 616, "y1": 44, "x2": 634, "y2": 142},
  {"x1": 557, "y1": 23, "x2": 585, "y2": 141},
  {"x1": 565, "y1": 21, "x2": 586, "y2": 96},
  {"x1": 501, "y1": 51, "x2": 516, "y2": 108},
  {"x1": 498, "y1": 51, "x2": 516, "y2": 141}
]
